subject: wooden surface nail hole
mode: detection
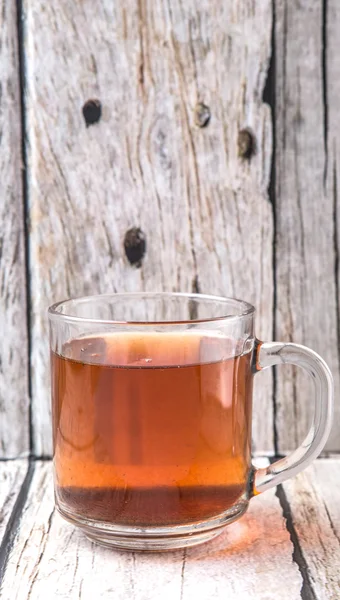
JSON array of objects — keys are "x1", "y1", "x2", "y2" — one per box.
[
  {"x1": 194, "y1": 103, "x2": 211, "y2": 128},
  {"x1": 82, "y1": 99, "x2": 102, "y2": 127},
  {"x1": 238, "y1": 128, "x2": 257, "y2": 159},
  {"x1": 124, "y1": 227, "x2": 146, "y2": 268}
]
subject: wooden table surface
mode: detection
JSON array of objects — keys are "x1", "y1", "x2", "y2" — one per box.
[{"x1": 0, "y1": 459, "x2": 339, "y2": 600}]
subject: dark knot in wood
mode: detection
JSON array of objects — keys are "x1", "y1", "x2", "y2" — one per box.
[
  {"x1": 238, "y1": 128, "x2": 257, "y2": 160},
  {"x1": 124, "y1": 227, "x2": 146, "y2": 268},
  {"x1": 82, "y1": 99, "x2": 102, "y2": 127},
  {"x1": 194, "y1": 103, "x2": 211, "y2": 128}
]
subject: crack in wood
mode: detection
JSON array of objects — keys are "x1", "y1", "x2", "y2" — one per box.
[
  {"x1": 0, "y1": 461, "x2": 35, "y2": 582},
  {"x1": 263, "y1": 0, "x2": 278, "y2": 454},
  {"x1": 281, "y1": 1, "x2": 288, "y2": 155},
  {"x1": 293, "y1": 131, "x2": 307, "y2": 346},
  {"x1": 180, "y1": 548, "x2": 186, "y2": 600},
  {"x1": 15, "y1": 0, "x2": 32, "y2": 457},
  {"x1": 333, "y1": 153, "x2": 340, "y2": 368},
  {"x1": 166, "y1": 3, "x2": 200, "y2": 281},
  {"x1": 189, "y1": 275, "x2": 200, "y2": 319},
  {"x1": 322, "y1": 498, "x2": 340, "y2": 547},
  {"x1": 276, "y1": 485, "x2": 317, "y2": 600},
  {"x1": 137, "y1": 0, "x2": 146, "y2": 97},
  {"x1": 322, "y1": 0, "x2": 328, "y2": 186},
  {"x1": 192, "y1": 274, "x2": 200, "y2": 295},
  {"x1": 129, "y1": 553, "x2": 136, "y2": 600},
  {"x1": 101, "y1": 220, "x2": 115, "y2": 268},
  {"x1": 71, "y1": 538, "x2": 80, "y2": 590},
  {"x1": 153, "y1": 187, "x2": 167, "y2": 289}
]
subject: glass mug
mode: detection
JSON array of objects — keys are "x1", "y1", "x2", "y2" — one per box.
[{"x1": 49, "y1": 293, "x2": 333, "y2": 551}]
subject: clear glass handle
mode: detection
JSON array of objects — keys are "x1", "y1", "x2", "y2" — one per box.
[{"x1": 253, "y1": 340, "x2": 334, "y2": 494}]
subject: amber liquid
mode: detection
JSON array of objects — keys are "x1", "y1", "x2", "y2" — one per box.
[{"x1": 52, "y1": 333, "x2": 253, "y2": 527}]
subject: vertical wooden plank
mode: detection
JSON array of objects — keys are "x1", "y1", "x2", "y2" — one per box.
[
  {"x1": 283, "y1": 460, "x2": 340, "y2": 600},
  {"x1": 0, "y1": 460, "x2": 30, "y2": 582},
  {"x1": 0, "y1": 461, "x2": 28, "y2": 545},
  {"x1": 0, "y1": 0, "x2": 29, "y2": 457},
  {"x1": 274, "y1": 0, "x2": 340, "y2": 452},
  {"x1": 326, "y1": 2, "x2": 340, "y2": 449},
  {"x1": 25, "y1": 0, "x2": 274, "y2": 456}
]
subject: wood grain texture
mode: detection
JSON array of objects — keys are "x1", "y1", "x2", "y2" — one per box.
[
  {"x1": 283, "y1": 460, "x2": 340, "y2": 600},
  {"x1": 0, "y1": 1, "x2": 29, "y2": 457},
  {"x1": 0, "y1": 460, "x2": 28, "y2": 545},
  {"x1": 2, "y1": 461, "x2": 303, "y2": 600},
  {"x1": 24, "y1": 0, "x2": 274, "y2": 456},
  {"x1": 274, "y1": 0, "x2": 340, "y2": 451},
  {"x1": 326, "y1": 1, "x2": 340, "y2": 450}
]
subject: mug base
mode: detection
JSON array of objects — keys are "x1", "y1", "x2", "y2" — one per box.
[
  {"x1": 57, "y1": 501, "x2": 248, "y2": 551},
  {"x1": 85, "y1": 528, "x2": 224, "y2": 551}
]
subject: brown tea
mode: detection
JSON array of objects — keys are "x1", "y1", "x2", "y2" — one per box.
[{"x1": 52, "y1": 332, "x2": 253, "y2": 526}]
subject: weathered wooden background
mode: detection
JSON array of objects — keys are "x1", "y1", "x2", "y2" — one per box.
[{"x1": 0, "y1": 0, "x2": 339, "y2": 459}]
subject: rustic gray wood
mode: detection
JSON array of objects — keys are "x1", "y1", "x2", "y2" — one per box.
[
  {"x1": 0, "y1": 1, "x2": 29, "y2": 457},
  {"x1": 326, "y1": 1, "x2": 340, "y2": 449},
  {"x1": 283, "y1": 459, "x2": 340, "y2": 600},
  {"x1": 1, "y1": 460, "x2": 303, "y2": 599},
  {"x1": 0, "y1": 460, "x2": 28, "y2": 546},
  {"x1": 274, "y1": 0, "x2": 340, "y2": 451},
  {"x1": 24, "y1": 0, "x2": 274, "y2": 456}
]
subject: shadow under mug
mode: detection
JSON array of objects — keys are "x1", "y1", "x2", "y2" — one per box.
[{"x1": 48, "y1": 293, "x2": 333, "y2": 551}]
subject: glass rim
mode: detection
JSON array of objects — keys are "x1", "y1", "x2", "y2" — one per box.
[{"x1": 48, "y1": 292, "x2": 255, "y2": 326}]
